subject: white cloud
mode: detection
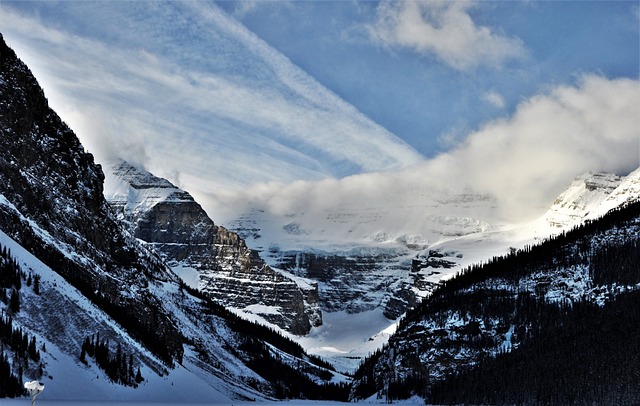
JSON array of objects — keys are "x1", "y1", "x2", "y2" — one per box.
[
  {"x1": 443, "y1": 75, "x2": 639, "y2": 216},
  {"x1": 483, "y1": 91, "x2": 505, "y2": 108},
  {"x1": 368, "y1": 0, "x2": 526, "y2": 70},
  {"x1": 205, "y1": 75, "x2": 639, "y2": 241}
]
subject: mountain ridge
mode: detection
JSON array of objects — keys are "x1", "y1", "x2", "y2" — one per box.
[
  {"x1": 0, "y1": 33, "x2": 346, "y2": 402},
  {"x1": 103, "y1": 159, "x2": 322, "y2": 335},
  {"x1": 351, "y1": 200, "x2": 640, "y2": 402}
]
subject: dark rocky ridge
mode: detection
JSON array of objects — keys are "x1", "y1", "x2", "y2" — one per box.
[
  {"x1": 0, "y1": 33, "x2": 183, "y2": 364},
  {"x1": 105, "y1": 160, "x2": 322, "y2": 335},
  {"x1": 273, "y1": 250, "x2": 419, "y2": 320}
]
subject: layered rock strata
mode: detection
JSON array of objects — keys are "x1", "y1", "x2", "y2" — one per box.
[{"x1": 104, "y1": 160, "x2": 321, "y2": 335}]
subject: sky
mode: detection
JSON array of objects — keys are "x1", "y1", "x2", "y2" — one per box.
[{"x1": 0, "y1": 0, "x2": 639, "y2": 227}]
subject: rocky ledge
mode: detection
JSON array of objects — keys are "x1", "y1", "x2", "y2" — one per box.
[{"x1": 104, "y1": 160, "x2": 321, "y2": 335}]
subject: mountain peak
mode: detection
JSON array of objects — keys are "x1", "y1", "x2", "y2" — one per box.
[
  {"x1": 103, "y1": 159, "x2": 322, "y2": 335},
  {"x1": 544, "y1": 171, "x2": 625, "y2": 228},
  {"x1": 108, "y1": 159, "x2": 178, "y2": 190}
]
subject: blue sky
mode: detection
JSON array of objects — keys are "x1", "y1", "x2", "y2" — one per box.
[
  {"x1": 225, "y1": 1, "x2": 640, "y2": 156},
  {"x1": 218, "y1": 1, "x2": 639, "y2": 157},
  {"x1": 0, "y1": 1, "x2": 638, "y2": 223}
]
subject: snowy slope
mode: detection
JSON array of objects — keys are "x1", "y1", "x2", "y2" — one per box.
[
  {"x1": 586, "y1": 167, "x2": 640, "y2": 219},
  {"x1": 544, "y1": 172, "x2": 623, "y2": 228},
  {"x1": 0, "y1": 230, "x2": 257, "y2": 403},
  {"x1": 103, "y1": 159, "x2": 188, "y2": 219}
]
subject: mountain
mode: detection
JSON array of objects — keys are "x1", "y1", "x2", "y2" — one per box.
[
  {"x1": 0, "y1": 33, "x2": 347, "y2": 402},
  {"x1": 351, "y1": 200, "x2": 640, "y2": 403},
  {"x1": 3, "y1": 27, "x2": 638, "y2": 403},
  {"x1": 0, "y1": 32, "x2": 184, "y2": 367},
  {"x1": 223, "y1": 169, "x2": 639, "y2": 370},
  {"x1": 103, "y1": 159, "x2": 321, "y2": 335},
  {"x1": 545, "y1": 171, "x2": 625, "y2": 228}
]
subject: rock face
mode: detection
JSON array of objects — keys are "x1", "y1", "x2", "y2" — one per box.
[
  {"x1": 104, "y1": 160, "x2": 321, "y2": 335},
  {"x1": 544, "y1": 172, "x2": 624, "y2": 228},
  {"x1": 0, "y1": 33, "x2": 183, "y2": 364},
  {"x1": 272, "y1": 249, "x2": 417, "y2": 320}
]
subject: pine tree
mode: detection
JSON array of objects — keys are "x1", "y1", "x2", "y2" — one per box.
[
  {"x1": 79, "y1": 345, "x2": 87, "y2": 365},
  {"x1": 9, "y1": 289, "x2": 19, "y2": 313},
  {"x1": 33, "y1": 275, "x2": 40, "y2": 295},
  {"x1": 128, "y1": 354, "x2": 134, "y2": 381}
]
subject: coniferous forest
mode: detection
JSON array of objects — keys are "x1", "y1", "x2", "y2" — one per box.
[
  {"x1": 0, "y1": 244, "x2": 42, "y2": 398},
  {"x1": 429, "y1": 290, "x2": 640, "y2": 405},
  {"x1": 352, "y1": 201, "x2": 640, "y2": 404}
]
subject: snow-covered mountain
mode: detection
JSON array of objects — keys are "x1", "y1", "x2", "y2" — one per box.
[
  {"x1": 2, "y1": 26, "x2": 638, "y2": 403},
  {"x1": 351, "y1": 199, "x2": 640, "y2": 403},
  {"x1": 103, "y1": 159, "x2": 322, "y2": 335},
  {"x1": 221, "y1": 169, "x2": 640, "y2": 371},
  {"x1": 545, "y1": 172, "x2": 624, "y2": 227},
  {"x1": 0, "y1": 33, "x2": 346, "y2": 402},
  {"x1": 104, "y1": 155, "x2": 639, "y2": 375}
]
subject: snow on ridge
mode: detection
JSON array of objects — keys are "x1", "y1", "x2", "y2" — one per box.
[
  {"x1": 103, "y1": 159, "x2": 193, "y2": 217},
  {"x1": 587, "y1": 167, "x2": 640, "y2": 220},
  {"x1": 543, "y1": 169, "x2": 640, "y2": 229},
  {"x1": 544, "y1": 171, "x2": 623, "y2": 228}
]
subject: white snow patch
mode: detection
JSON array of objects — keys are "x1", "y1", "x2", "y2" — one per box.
[{"x1": 171, "y1": 263, "x2": 200, "y2": 289}]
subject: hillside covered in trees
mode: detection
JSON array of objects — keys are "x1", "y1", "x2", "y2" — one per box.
[{"x1": 351, "y1": 201, "x2": 640, "y2": 404}]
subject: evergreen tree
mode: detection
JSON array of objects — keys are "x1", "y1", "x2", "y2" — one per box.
[{"x1": 8, "y1": 289, "x2": 19, "y2": 313}]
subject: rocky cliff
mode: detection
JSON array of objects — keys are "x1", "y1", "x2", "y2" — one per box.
[
  {"x1": 0, "y1": 33, "x2": 184, "y2": 365},
  {"x1": 104, "y1": 160, "x2": 321, "y2": 335},
  {"x1": 0, "y1": 34, "x2": 345, "y2": 401}
]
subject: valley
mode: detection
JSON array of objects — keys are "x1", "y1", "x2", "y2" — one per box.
[{"x1": 0, "y1": 2, "x2": 638, "y2": 401}]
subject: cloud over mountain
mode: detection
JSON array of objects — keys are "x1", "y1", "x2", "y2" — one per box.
[{"x1": 206, "y1": 75, "x2": 639, "y2": 233}]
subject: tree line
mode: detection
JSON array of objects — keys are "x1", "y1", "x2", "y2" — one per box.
[
  {"x1": 79, "y1": 332, "x2": 143, "y2": 387},
  {"x1": 0, "y1": 243, "x2": 43, "y2": 397},
  {"x1": 352, "y1": 200, "x2": 640, "y2": 403}
]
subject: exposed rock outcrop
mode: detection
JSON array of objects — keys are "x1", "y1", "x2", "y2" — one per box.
[
  {"x1": 272, "y1": 248, "x2": 418, "y2": 320},
  {"x1": 104, "y1": 160, "x2": 321, "y2": 335},
  {"x1": 0, "y1": 33, "x2": 184, "y2": 364}
]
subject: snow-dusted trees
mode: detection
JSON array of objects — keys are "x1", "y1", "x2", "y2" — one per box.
[
  {"x1": 79, "y1": 333, "x2": 143, "y2": 387},
  {"x1": 0, "y1": 313, "x2": 41, "y2": 397},
  {"x1": 0, "y1": 245, "x2": 42, "y2": 397},
  {"x1": 352, "y1": 201, "x2": 640, "y2": 403}
]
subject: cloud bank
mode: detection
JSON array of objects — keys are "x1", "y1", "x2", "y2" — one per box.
[
  {"x1": 0, "y1": 2, "x2": 422, "y2": 192},
  {"x1": 204, "y1": 74, "x2": 639, "y2": 244},
  {"x1": 368, "y1": 0, "x2": 526, "y2": 70}
]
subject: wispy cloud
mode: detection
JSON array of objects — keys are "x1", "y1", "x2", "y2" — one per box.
[
  {"x1": 0, "y1": 2, "x2": 423, "y2": 193},
  {"x1": 368, "y1": 0, "x2": 526, "y2": 70}
]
